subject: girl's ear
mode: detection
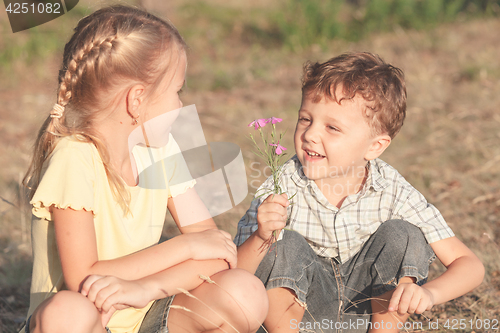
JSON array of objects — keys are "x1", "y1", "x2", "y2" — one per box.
[
  {"x1": 365, "y1": 134, "x2": 391, "y2": 161},
  {"x1": 126, "y1": 85, "x2": 146, "y2": 116}
]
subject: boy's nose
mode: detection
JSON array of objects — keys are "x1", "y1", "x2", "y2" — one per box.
[{"x1": 303, "y1": 126, "x2": 319, "y2": 144}]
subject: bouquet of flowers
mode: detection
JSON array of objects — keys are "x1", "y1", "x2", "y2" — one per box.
[{"x1": 248, "y1": 117, "x2": 293, "y2": 253}]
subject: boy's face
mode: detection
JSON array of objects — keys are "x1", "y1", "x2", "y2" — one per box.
[{"x1": 294, "y1": 91, "x2": 386, "y2": 185}]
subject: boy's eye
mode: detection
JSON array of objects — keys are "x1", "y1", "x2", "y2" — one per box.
[
  {"x1": 298, "y1": 117, "x2": 310, "y2": 123},
  {"x1": 327, "y1": 125, "x2": 339, "y2": 132}
]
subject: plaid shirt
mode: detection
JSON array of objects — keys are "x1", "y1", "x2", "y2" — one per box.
[{"x1": 234, "y1": 156, "x2": 454, "y2": 263}]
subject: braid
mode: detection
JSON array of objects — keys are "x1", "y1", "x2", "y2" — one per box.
[
  {"x1": 58, "y1": 35, "x2": 117, "y2": 108},
  {"x1": 24, "y1": 5, "x2": 187, "y2": 215}
]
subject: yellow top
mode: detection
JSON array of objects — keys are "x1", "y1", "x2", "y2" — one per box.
[{"x1": 25, "y1": 134, "x2": 194, "y2": 333}]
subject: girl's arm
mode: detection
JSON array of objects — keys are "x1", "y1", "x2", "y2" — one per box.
[
  {"x1": 54, "y1": 189, "x2": 236, "y2": 292},
  {"x1": 388, "y1": 236, "x2": 484, "y2": 314},
  {"x1": 167, "y1": 187, "x2": 217, "y2": 234},
  {"x1": 81, "y1": 257, "x2": 230, "y2": 315}
]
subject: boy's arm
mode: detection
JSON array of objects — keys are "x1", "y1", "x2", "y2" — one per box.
[
  {"x1": 237, "y1": 193, "x2": 289, "y2": 274},
  {"x1": 424, "y1": 236, "x2": 484, "y2": 304},
  {"x1": 389, "y1": 236, "x2": 484, "y2": 314}
]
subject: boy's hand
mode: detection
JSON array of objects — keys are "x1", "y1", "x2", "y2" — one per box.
[
  {"x1": 388, "y1": 283, "x2": 435, "y2": 315},
  {"x1": 256, "y1": 193, "x2": 289, "y2": 242}
]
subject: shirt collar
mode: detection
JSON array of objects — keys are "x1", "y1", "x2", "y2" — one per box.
[
  {"x1": 364, "y1": 159, "x2": 390, "y2": 192},
  {"x1": 290, "y1": 156, "x2": 309, "y2": 188}
]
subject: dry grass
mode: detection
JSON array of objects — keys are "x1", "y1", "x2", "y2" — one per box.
[{"x1": 1, "y1": 0, "x2": 499, "y2": 332}]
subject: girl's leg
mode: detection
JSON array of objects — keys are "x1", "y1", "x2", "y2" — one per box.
[
  {"x1": 29, "y1": 290, "x2": 106, "y2": 333},
  {"x1": 168, "y1": 268, "x2": 268, "y2": 333}
]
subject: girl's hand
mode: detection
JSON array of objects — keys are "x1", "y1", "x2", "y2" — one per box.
[
  {"x1": 81, "y1": 275, "x2": 153, "y2": 317},
  {"x1": 256, "y1": 193, "x2": 289, "y2": 242},
  {"x1": 100, "y1": 305, "x2": 118, "y2": 328},
  {"x1": 184, "y1": 229, "x2": 238, "y2": 269},
  {"x1": 388, "y1": 283, "x2": 435, "y2": 315}
]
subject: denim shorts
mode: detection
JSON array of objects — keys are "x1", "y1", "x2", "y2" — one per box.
[
  {"x1": 137, "y1": 296, "x2": 175, "y2": 333},
  {"x1": 24, "y1": 296, "x2": 175, "y2": 333},
  {"x1": 255, "y1": 220, "x2": 436, "y2": 333}
]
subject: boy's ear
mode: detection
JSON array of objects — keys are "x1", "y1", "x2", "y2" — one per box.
[
  {"x1": 126, "y1": 84, "x2": 146, "y2": 115},
  {"x1": 365, "y1": 134, "x2": 391, "y2": 161}
]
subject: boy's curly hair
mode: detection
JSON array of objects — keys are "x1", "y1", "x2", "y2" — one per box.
[{"x1": 301, "y1": 52, "x2": 406, "y2": 138}]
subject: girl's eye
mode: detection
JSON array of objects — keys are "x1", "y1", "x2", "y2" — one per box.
[
  {"x1": 299, "y1": 117, "x2": 310, "y2": 123},
  {"x1": 327, "y1": 125, "x2": 339, "y2": 132},
  {"x1": 178, "y1": 89, "x2": 184, "y2": 95}
]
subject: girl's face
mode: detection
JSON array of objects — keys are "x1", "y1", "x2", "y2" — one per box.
[
  {"x1": 138, "y1": 51, "x2": 187, "y2": 148},
  {"x1": 144, "y1": 51, "x2": 187, "y2": 122}
]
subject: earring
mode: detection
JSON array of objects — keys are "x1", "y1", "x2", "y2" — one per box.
[{"x1": 131, "y1": 113, "x2": 139, "y2": 125}]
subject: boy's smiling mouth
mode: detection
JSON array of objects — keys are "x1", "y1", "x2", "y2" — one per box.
[{"x1": 304, "y1": 148, "x2": 325, "y2": 160}]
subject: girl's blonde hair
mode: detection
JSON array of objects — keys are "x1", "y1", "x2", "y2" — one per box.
[{"x1": 23, "y1": 5, "x2": 187, "y2": 214}]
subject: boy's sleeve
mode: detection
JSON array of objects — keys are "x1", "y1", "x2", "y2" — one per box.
[
  {"x1": 234, "y1": 198, "x2": 261, "y2": 246},
  {"x1": 397, "y1": 188, "x2": 455, "y2": 244},
  {"x1": 234, "y1": 175, "x2": 277, "y2": 246}
]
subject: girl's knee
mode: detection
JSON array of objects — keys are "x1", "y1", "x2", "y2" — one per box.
[
  {"x1": 211, "y1": 268, "x2": 269, "y2": 329},
  {"x1": 34, "y1": 291, "x2": 102, "y2": 333}
]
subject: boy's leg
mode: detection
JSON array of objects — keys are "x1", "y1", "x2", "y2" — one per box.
[
  {"x1": 369, "y1": 276, "x2": 414, "y2": 333},
  {"x1": 265, "y1": 287, "x2": 305, "y2": 333},
  {"x1": 255, "y1": 230, "x2": 342, "y2": 333},
  {"x1": 341, "y1": 220, "x2": 435, "y2": 333}
]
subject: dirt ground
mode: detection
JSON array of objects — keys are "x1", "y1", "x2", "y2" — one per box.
[{"x1": 1, "y1": 1, "x2": 500, "y2": 332}]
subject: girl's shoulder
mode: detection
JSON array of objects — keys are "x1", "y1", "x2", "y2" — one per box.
[
  {"x1": 52, "y1": 135, "x2": 98, "y2": 157},
  {"x1": 48, "y1": 135, "x2": 104, "y2": 170}
]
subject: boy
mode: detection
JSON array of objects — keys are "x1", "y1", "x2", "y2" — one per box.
[{"x1": 234, "y1": 52, "x2": 484, "y2": 333}]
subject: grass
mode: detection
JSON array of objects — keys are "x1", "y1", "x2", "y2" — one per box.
[{"x1": 1, "y1": 0, "x2": 500, "y2": 332}]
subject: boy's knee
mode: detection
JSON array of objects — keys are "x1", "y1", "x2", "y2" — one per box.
[
  {"x1": 280, "y1": 229, "x2": 311, "y2": 255},
  {"x1": 376, "y1": 220, "x2": 426, "y2": 249}
]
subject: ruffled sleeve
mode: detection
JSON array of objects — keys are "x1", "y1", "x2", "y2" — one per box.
[{"x1": 31, "y1": 140, "x2": 97, "y2": 220}]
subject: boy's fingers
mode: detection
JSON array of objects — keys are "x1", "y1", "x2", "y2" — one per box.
[
  {"x1": 415, "y1": 299, "x2": 428, "y2": 314},
  {"x1": 260, "y1": 203, "x2": 287, "y2": 216},
  {"x1": 264, "y1": 193, "x2": 289, "y2": 207},
  {"x1": 397, "y1": 288, "x2": 414, "y2": 315},
  {"x1": 261, "y1": 212, "x2": 287, "y2": 224},
  {"x1": 388, "y1": 285, "x2": 404, "y2": 312}
]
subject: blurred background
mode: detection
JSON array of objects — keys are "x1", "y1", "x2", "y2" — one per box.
[{"x1": 1, "y1": 0, "x2": 500, "y2": 331}]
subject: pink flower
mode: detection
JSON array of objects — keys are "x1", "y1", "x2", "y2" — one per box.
[
  {"x1": 270, "y1": 142, "x2": 287, "y2": 155},
  {"x1": 248, "y1": 118, "x2": 269, "y2": 129},
  {"x1": 267, "y1": 117, "x2": 282, "y2": 124}
]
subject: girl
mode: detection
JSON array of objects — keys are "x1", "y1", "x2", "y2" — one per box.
[{"x1": 22, "y1": 5, "x2": 268, "y2": 333}]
